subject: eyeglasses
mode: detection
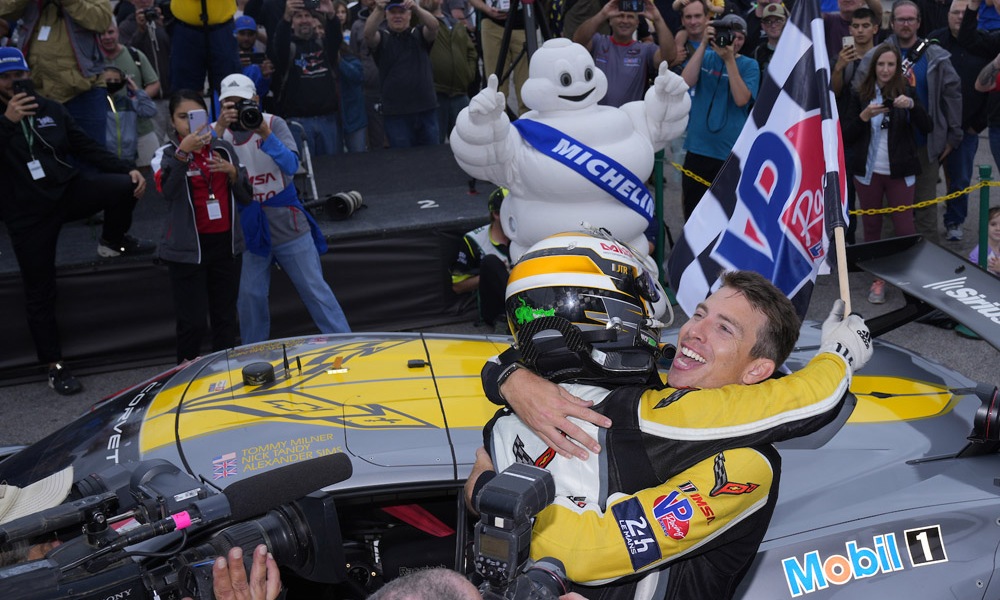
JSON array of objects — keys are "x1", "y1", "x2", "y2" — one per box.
[
  {"x1": 894, "y1": 16, "x2": 918, "y2": 23},
  {"x1": 762, "y1": 18, "x2": 784, "y2": 25}
]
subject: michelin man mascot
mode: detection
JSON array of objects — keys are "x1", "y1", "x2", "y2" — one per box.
[{"x1": 450, "y1": 38, "x2": 690, "y2": 261}]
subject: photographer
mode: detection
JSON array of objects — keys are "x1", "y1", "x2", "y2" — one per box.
[
  {"x1": 679, "y1": 13, "x2": 758, "y2": 220},
  {"x1": 0, "y1": 47, "x2": 152, "y2": 395},
  {"x1": 215, "y1": 73, "x2": 351, "y2": 344},
  {"x1": 843, "y1": 43, "x2": 930, "y2": 304},
  {"x1": 235, "y1": 15, "x2": 275, "y2": 104},
  {"x1": 118, "y1": 0, "x2": 173, "y2": 97}
]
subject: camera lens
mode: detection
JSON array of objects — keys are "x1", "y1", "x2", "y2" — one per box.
[{"x1": 238, "y1": 103, "x2": 263, "y2": 130}]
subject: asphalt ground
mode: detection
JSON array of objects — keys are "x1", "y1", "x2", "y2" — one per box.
[{"x1": 1, "y1": 136, "x2": 998, "y2": 449}]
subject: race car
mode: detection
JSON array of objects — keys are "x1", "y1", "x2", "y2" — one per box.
[{"x1": 0, "y1": 236, "x2": 997, "y2": 600}]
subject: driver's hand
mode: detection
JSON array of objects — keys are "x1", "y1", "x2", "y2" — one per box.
[{"x1": 501, "y1": 369, "x2": 611, "y2": 459}]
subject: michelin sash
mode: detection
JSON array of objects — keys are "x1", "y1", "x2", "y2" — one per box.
[{"x1": 512, "y1": 119, "x2": 655, "y2": 225}]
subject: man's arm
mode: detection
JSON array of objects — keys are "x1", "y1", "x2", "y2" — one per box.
[
  {"x1": 680, "y1": 33, "x2": 708, "y2": 87},
  {"x1": 410, "y1": 0, "x2": 440, "y2": 42},
  {"x1": 715, "y1": 43, "x2": 754, "y2": 107},
  {"x1": 364, "y1": 0, "x2": 385, "y2": 48},
  {"x1": 976, "y1": 53, "x2": 1000, "y2": 92},
  {"x1": 60, "y1": 0, "x2": 113, "y2": 33},
  {"x1": 572, "y1": 0, "x2": 614, "y2": 50},
  {"x1": 647, "y1": 0, "x2": 676, "y2": 65},
  {"x1": 830, "y1": 44, "x2": 858, "y2": 96}
]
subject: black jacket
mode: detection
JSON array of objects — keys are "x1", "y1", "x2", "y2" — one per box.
[
  {"x1": 0, "y1": 95, "x2": 134, "y2": 228},
  {"x1": 843, "y1": 87, "x2": 933, "y2": 179}
]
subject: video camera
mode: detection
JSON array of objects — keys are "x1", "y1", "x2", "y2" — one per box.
[
  {"x1": 473, "y1": 464, "x2": 569, "y2": 600},
  {"x1": 0, "y1": 454, "x2": 353, "y2": 600}
]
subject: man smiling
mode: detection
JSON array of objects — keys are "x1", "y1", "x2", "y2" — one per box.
[{"x1": 466, "y1": 232, "x2": 873, "y2": 599}]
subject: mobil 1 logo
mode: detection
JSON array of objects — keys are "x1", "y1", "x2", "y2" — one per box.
[{"x1": 904, "y1": 525, "x2": 948, "y2": 567}]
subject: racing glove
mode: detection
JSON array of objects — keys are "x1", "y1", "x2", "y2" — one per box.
[{"x1": 819, "y1": 299, "x2": 873, "y2": 371}]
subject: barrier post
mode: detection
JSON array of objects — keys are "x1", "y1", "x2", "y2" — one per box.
[{"x1": 978, "y1": 164, "x2": 992, "y2": 270}]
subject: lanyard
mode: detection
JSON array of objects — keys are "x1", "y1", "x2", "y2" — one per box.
[
  {"x1": 20, "y1": 117, "x2": 35, "y2": 160},
  {"x1": 190, "y1": 146, "x2": 218, "y2": 200}
]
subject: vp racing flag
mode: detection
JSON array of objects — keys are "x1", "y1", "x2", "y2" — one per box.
[{"x1": 667, "y1": 0, "x2": 847, "y2": 319}]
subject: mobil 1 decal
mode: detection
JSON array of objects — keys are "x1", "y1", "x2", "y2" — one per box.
[{"x1": 781, "y1": 525, "x2": 948, "y2": 597}]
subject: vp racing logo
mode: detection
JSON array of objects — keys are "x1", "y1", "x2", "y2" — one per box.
[
  {"x1": 781, "y1": 525, "x2": 948, "y2": 597},
  {"x1": 924, "y1": 277, "x2": 1000, "y2": 325}
]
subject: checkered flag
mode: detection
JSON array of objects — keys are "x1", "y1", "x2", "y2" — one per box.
[{"x1": 667, "y1": 0, "x2": 847, "y2": 320}]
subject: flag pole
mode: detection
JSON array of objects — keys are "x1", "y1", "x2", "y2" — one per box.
[{"x1": 834, "y1": 226, "x2": 851, "y2": 314}]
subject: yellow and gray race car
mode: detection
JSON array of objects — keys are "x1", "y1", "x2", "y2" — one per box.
[{"x1": 0, "y1": 237, "x2": 997, "y2": 600}]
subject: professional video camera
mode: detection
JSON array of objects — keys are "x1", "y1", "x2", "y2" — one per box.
[
  {"x1": 473, "y1": 464, "x2": 569, "y2": 600},
  {"x1": 0, "y1": 454, "x2": 353, "y2": 600}
]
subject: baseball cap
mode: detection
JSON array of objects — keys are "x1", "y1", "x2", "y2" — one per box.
[
  {"x1": 714, "y1": 13, "x2": 747, "y2": 33},
  {"x1": 386, "y1": 1, "x2": 407, "y2": 10},
  {"x1": 761, "y1": 4, "x2": 787, "y2": 20},
  {"x1": 234, "y1": 15, "x2": 258, "y2": 33},
  {"x1": 0, "y1": 466, "x2": 74, "y2": 525},
  {"x1": 0, "y1": 47, "x2": 30, "y2": 75},
  {"x1": 220, "y1": 73, "x2": 257, "y2": 100}
]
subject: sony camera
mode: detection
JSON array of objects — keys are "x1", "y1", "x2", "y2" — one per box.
[
  {"x1": 474, "y1": 464, "x2": 568, "y2": 600},
  {"x1": 234, "y1": 98, "x2": 264, "y2": 130},
  {"x1": 713, "y1": 23, "x2": 735, "y2": 47}
]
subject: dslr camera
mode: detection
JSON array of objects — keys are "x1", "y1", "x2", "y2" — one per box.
[
  {"x1": 713, "y1": 23, "x2": 735, "y2": 47},
  {"x1": 618, "y1": 0, "x2": 643, "y2": 12},
  {"x1": 474, "y1": 463, "x2": 569, "y2": 600},
  {"x1": 233, "y1": 98, "x2": 264, "y2": 130},
  {"x1": 141, "y1": 7, "x2": 158, "y2": 22}
]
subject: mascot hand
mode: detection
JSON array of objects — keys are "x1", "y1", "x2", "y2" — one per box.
[
  {"x1": 652, "y1": 62, "x2": 689, "y2": 98},
  {"x1": 467, "y1": 74, "x2": 507, "y2": 127}
]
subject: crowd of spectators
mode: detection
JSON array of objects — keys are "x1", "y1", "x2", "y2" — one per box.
[{"x1": 2, "y1": 0, "x2": 1000, "y2": 392}]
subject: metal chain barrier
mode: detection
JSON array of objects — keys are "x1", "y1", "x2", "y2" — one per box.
[{"x1": 668, "y1": 163, "x2": 1000, "y2": 216}]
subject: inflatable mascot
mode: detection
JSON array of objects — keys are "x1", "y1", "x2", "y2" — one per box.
[{"x1": 450, "y1": 38, "x2": 691, "y2": 260}]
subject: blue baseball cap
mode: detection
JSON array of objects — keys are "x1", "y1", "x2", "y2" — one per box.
[
  {"x1": 234, "y1": 15, "x2": 258, "y2": 33},
  {"x1": 0, "y1": 47, "x2": 29, "y2": 74}
]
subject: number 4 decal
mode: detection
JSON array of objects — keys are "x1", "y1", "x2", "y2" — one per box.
[{"x1": 904, "y1": 525, "x2": 948, "y2": 566}]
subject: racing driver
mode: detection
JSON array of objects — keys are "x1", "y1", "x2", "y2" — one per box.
[{"x1": 465, "y1": 231, "x2": 873, "y2": 599}]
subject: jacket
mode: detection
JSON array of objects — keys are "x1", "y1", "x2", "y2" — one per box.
[
  {"x1": 852, "y1": 36, "x2": 962, "y2": 158},
  {"x1": 105, "y1": 89, "x2": 157, "y2": 160},
  {"x1": 0, "y1": 94, "x2": 133, "y2": 228},
  {"x1": 428, "y1": 15, "x2": 477, "y2": 97},
  {"x1": 843, "y1": 87, "x2": 933, "y2": 179},
  {"x1": 169, "y1": 0, "x2": 236, "y2": 26},
  {"x1": 152, "y1": 138, "x2": 252, "y2": 265},
  {"x1": 1, "y1": 0, "x2": 111, "y2": 102},
  {"x1": 929, "y1": 28, "x2": 990, "y2": 133}
]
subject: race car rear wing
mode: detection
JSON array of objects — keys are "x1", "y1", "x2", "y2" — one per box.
[{"x1": 847, "y1": 235, "x2": 1000, "y2": 352}]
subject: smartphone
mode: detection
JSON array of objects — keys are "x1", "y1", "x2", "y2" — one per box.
[
  {"x1": 619, "y1": 0, "x2": 643, "y2": 11},
  {"x1": 12, "y1": 78, "x2": 35, "y2": 98},
  {"x1": 188, "y1": 109, "x2": 209, "y2": 135},
  {"x1": 842, "y1": 35, "x2": 855, "y2": 49}
]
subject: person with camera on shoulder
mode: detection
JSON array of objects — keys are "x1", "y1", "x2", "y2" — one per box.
[
  {"x1": 843, "y1": 43, "x2": 931, "y2": 304},
  {"x1": 215, "y1": 73, "x2": 351, "y2": 345},
  {"x1": 679, "y1": 13, "x2": 759, "y2": 220},
  {"x1": 0, "y1": 47, "x2": 153, "y2": 395}
]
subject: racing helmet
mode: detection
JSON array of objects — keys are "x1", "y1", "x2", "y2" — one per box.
[{"x1": 505, "y1": 231, "x2": 668, "y2": 383}]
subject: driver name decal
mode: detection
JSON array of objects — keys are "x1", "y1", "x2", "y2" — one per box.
[{"x1": 781, "y1": 526, "x2": 948, "y2": 597}]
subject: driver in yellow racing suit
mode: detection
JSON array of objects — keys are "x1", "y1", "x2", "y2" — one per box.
[{"x1": 465, "y1": 232, "x2": 873, "y2": 600}]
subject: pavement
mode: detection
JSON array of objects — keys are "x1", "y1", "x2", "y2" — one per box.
[{"x1": 1, "y1": 134, "x2": 999, "y2": 449}]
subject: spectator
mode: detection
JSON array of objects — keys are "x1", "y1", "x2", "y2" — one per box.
[
  {"x1": 235, "y1": 15, "x2": 276, "y2": 103},
  {"x1": 930, "y1": 0, "x2": 990, "y2": 242},
  {"x1": 831, "y1": 6, "x2": 880, "y2": 243},
  {"x1": 672, "y1": 0, "x2": 723, "y2": 17},
  {"x1": 753, "y1": 2, "x2": 787, "y2": 74},
  {"x1": 152, "y1": 90, "x2": 251, "y2": 363},
  {"x1": 422, "y1": 0, "x2": 477, "y2": 142},
  {"x1": 915, "y1": 0, "x2": 951, "y2": 35},
  {"x1": 959, "y1": 0, "x2": 1000, "y2": 195},
  {"x1": 273, "y1": 0, "x2": 344, "y2": 155},
  {"x1": 451, "y1": 187, "x2": 511, "y2": 329},
  {"x1": 680, "y1": 13, "x2": 760, "y2": 219},
  {"x1": 339, "y1": 43, "x2": 369, "y2": 151},
  {"x1": 99, "y1": 20, "x2": 162, "y2": 169},
  {"x1": 468, "y1": 0, "x2": 529, "y2": 115},
  {"x1": 573, "y1": 0, "x2": 675, "y2": 107},
  {"x1": 169, "y1": 0, "x2": 243, "y2": 94},
  {"x1": 0, "y1": 48, "x2": 152, "y2": 395},
  {"x1": 334, "y1": 0, "x2": 352, "y2": 41},
  {"x1": 843, "y1": 44, "x2": 931, "y2": 303},
  {"x1": 968, "y1": 205, "x2": 1000, "y2": 274},
  {"x1": 364, "y1": 0, "x2": 440, "y2": 147},
  {"x1": 852, "y1": 0, "x2": 962, "y2": 244},
  {"x1": 824, "y1": 0, "x2": 884, "y2": 62},
  {"x1": 101, "y1": 66, "x2": 158, "y2": 162},
  {"x1": 350, "y1": 0, "x2": 388, "y2": 150},
  {"x1": 670, "y1": 0, "x2": 709, "y2": 72},
  {"x1": 117, "y1": 0, "x2": 173, "y2": 97},
  {"x1": 1, "y1": 0, "x2": 114, "y2": 145},
  {"x1": 216, "y1": 73, "x2": 351, "y2": 344}
]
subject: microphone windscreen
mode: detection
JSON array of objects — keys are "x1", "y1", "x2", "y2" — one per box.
[{"x1": 223, "y1": 453, "x2": 353, "y2": 521}]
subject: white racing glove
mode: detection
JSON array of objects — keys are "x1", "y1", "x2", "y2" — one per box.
[{"x1": 819, "y1": 299, "x2": 873, "y2": 371}]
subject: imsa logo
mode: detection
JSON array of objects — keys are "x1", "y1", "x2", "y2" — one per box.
[{"x1": 781, "y1": 526, "x2": 948, "y2": 597}]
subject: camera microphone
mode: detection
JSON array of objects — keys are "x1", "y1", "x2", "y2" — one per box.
[{"x1": 223, "y1": 452, "x2": 354, "y2": 522}]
